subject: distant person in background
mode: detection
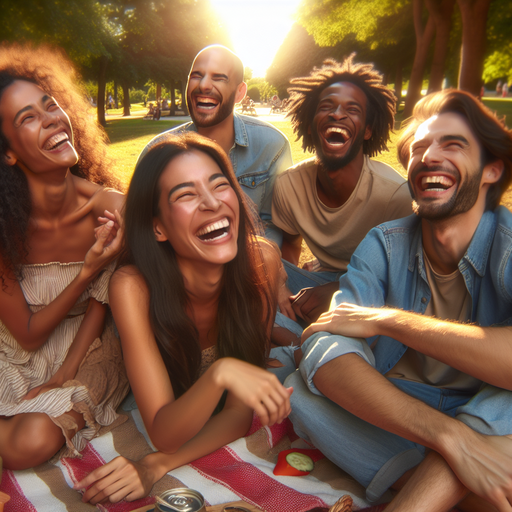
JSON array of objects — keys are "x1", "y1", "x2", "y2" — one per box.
[{"x1": 140, "y1": 45, "x2": 292, "y2": 245}]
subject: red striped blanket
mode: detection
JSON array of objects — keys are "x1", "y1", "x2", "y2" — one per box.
[{"x1": 0, "y1": 409, "x2": 389, "y2": 511}]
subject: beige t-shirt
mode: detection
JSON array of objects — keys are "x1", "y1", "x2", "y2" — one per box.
[
  {"x1": 272, "y1": 156, "x2": 413, "y2": 272},
  {"x1": 387, "y1": 252, "x2": 481, "y2": 392}
]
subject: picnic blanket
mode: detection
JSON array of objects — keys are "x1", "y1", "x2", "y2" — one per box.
[{"x1": 0, "y1": 400, "x2": 393, "y2": 512}]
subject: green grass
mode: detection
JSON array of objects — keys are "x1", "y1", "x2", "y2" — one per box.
[
  {"x1": 104, "y1": 118, "x2": 182, "y2": 186},
  {"x1": 482, "y1": 98, "x2": 512, "y2": 128}
]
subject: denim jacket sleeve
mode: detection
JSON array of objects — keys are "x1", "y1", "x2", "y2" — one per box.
[{"x1": 300, "y1": 227, "x2": 390, "y2": 394}]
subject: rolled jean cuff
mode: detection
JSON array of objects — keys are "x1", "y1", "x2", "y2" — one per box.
[
  {"x1": 456, "y1": 383, "x2": 512, "y2": 436},
  {"x1": 299, "y1": 331, "x2": 376, "y2": 396},
  {"x1": 366, "y1": 448, "x2": 425, "y2": 502}
]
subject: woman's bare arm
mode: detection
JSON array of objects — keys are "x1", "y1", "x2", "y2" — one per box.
[
  {"x1": 109, "y1": 267, "x2": 291, "y2": 454},
  {"x1": 76, "y1": 392, "x2": 253, "y2": 504},
  {"x1": 0, "y1": 217, "x2": 122, "y2": 351},
  {"x1": 23, "y1": 298, "x2": 106, "y2": 400}
]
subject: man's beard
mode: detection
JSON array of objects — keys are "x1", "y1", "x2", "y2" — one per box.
[
  {"x1": 314, "y1": 126, "x2": 366, "y2": 172},
  {"x1": 188, "y1": 89, "x2": 237, "y2": 128},
  {"x1": 409, "y1": 165, "x2": 483, "y2": 220}
]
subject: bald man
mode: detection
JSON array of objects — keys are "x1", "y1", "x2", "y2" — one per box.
[{"x1": 141, "y1": 45, "x2": 292, "y2": 244}]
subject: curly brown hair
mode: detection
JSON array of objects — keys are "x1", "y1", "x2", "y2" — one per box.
[
  {"x1": 287, "y1": 54, "x2": 396, "y2": 157},
  {"x1": 0, "y1": 43, "x2": 120, "y2": 281}
]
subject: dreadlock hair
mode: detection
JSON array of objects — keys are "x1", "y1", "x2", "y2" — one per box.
[
  {"x1": 397, "y1": 89, "x2": 512, "y2": 211},
  {"x1": 0, "y1": 43, "x2": 120, "y2": 282},
  {"x1": 287, "y1": 54, "x2": 396, "y2": 157}
]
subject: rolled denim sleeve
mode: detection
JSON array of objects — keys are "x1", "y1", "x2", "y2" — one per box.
[{"x1": 299, "y1": 331, "x2": 376, "y2": 396}]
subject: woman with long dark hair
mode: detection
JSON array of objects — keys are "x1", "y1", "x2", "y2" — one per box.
[
  {"x1": 76, "y1": 133, "x2": 292, "y2": 504},
  {"x1": 0, "y1": 44, "x2": 128, "y2": 469}
]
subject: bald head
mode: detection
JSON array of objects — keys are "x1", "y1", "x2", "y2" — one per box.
[
  {"x1": 186, "y1": 45, "x2": 247, "y2": 129},
  {"x1": 191, "y1": 45, "x2": 244, "y2": 85}
]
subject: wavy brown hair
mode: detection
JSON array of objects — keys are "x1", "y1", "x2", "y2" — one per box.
[
  {"x1": 397, "y1": 89, "x2": 512, "y2": 210},
  {"x1": 124, "y1": 132, "x2": 275, "y2": 398},
  {"x1": 0, "y1": 43, "x2": 120, "y2": 281},
  {"x1": 287, "y1": 54, "x2": 396, "y2": 157}
]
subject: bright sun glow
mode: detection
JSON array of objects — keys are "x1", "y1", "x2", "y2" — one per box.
[{"x1": 209, "y1": 0, "x2": 303, "y2": 78}]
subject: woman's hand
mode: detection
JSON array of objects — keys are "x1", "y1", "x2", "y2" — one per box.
[
  {"x1": 213, "y1": 358, "x2": 293, "y2": 427},
  {"x1": 75, "y1": 455, "x2": 156, "y2": 505},
  {"x1": 22, "y1": 370, "x2": 67, "y2": 401},
  {"x1": 83, "y1": 210, "x2": 124, "y2": 280}
]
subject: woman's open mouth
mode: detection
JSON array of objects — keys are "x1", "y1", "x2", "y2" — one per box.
[
  {"x1": 196, "y1": 217, "x2": 230, "y2": 242},
  {"x1": 43, "y1": 131, "x2": 70, "y2": 151}
]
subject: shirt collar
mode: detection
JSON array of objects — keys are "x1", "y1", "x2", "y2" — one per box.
[{"x1": 408, "y1": 209, "x2": 496, "y2": 278}]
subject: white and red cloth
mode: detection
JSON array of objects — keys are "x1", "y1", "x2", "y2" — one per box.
[{"x1": 0, "y1": 411, "x2": 377, "y2": 511}]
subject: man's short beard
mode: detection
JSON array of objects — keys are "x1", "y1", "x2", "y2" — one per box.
[
  {"x1": 410, "y1": 165, "x2": 483, "y2": 221},
  {"x1": 315, "y1": 127, "x2": 366, "y2": 172},
  {"x1": 188, "y1": 89, "x2": 237, "y2": 128}
]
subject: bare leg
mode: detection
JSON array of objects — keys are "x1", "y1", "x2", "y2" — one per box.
[
  {"x1": 387, "y1": 451, "x2": 499, "y2": 512},
  {"x1": 0, "y1": 410, "x2": 85, "y2": 470}
]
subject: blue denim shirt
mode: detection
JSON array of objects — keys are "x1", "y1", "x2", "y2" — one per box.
[
  {"x1": 302, "y1": 207, "x2": 512, "y2": 380},
  {"x1": 142, "y1": 113, "x2": 293, "y2": 245}
]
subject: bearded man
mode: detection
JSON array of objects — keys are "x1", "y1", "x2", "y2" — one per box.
[
  {"x1": 142, "y1": 45, "x2": 292, "y2": 244},
  {"x1": 271, "y1": 56, "x2": 412, "y2": 328},
  {"x1": 287, "y1": 89, "x2": 512, "y2": 512}
]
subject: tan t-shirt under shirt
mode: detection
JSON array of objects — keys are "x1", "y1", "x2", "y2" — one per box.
[
  {"x1": 387, "y1": 252, "x2": 482, "y2": 392},
  {"x1": 271, "y1": 156, "x2": 413, "y2": 272}
]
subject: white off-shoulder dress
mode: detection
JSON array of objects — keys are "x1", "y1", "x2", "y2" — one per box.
[{"x1": 0, "y1": 261, "x2": 129, "y2": 459}]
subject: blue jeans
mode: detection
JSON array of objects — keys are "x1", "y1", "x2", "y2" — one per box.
[{"x1": 287, "y1": 344, "x2": 512, "y2": 502}]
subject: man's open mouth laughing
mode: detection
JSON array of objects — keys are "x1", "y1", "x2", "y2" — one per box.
[
  {"x1": 321, "y1": 125, "x2": 351, "y2": 152},
  {"x1": 194, "y1": 95, "x2": 220, "y2": 112},
  {"x1": 196, "y1": 217, "x2": 231, "y2": 242}
]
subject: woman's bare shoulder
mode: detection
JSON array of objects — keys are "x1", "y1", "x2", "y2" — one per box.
[
  {"x1": 110, "y1": 265, "x2": 148, "y2": 297},
  {"x1": 73, "y1": 176, "x2": 125, "y2": 216}
]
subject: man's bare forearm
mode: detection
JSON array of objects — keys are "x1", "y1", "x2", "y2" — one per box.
[{"x1": 377, "y1": 309, "x2": 512, "y2": 390}]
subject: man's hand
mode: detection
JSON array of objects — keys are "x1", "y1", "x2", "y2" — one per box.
[
  {"x1": 442, "y1": 428, "x2": 512, "y2": 512},
  {"x1": 301, "y1": 302, "x2": 394, "y2": 343},
  {"x1": 290, "y1": 282, "x2": 339, "y2": 325}
]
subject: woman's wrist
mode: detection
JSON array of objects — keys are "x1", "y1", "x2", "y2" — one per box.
[{"x1": 140, "y1": 452, "x2": 175, "y2": 483}]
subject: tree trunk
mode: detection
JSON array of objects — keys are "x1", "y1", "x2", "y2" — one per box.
[
  {"x1": 395, "y1": 62, "x2": 403, "y2": 108},
  {"x1": 122, "y1": 82, "x2": 130, "y2": 116},
  {"x1": 114, "y1": 80, "x2": 118, "y2": 109},
  {"x1": 97, "y1": 55, "x2": 108, "y2": 127},
  {"x1": 156, "y1": 83, "x2": 162, "y2": 101},
  {"x1": 457, "y1": 0, "x2": 491, "y2": 95},
  {"x1": 426, "y1": 0, "x2": 456, "y2": 93},
  {"x1": 403, "y1": 0, "x2": 435, "y2": 118},
  {"x1": 169, "y1": 79, "x2": 176, "y2": 116},
  {"x1": 180, "y1": 79, "x2": 189, "y2": 115}
]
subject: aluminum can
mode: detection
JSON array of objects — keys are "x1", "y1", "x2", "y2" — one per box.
[{"x1": 156, "y1": 488, "x2": 206, "y2": 512}]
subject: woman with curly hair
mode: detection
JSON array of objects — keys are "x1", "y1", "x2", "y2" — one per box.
[
  {"x1": 0, "y1": 43, "x2": 128, "y2": 469},
  {"x1": 75, "y1": 133, "x2": 292, "y2": 504}
]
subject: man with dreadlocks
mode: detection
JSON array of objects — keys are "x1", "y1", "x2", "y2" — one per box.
[{"x1": 271, "y1": 56, "x2": 412, "y2": 326}]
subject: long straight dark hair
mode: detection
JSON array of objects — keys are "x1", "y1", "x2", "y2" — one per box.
[{"x1": 124, "y1": 132, "x2": 275, "y2": 398}]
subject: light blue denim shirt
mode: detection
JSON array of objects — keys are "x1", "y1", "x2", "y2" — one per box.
[
  {"x1": 141, "y1": 113, "x2": 293, "y2": 245},
  {"x1": 301, "y1": 207, "x2": 512, "y2": 386}
]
